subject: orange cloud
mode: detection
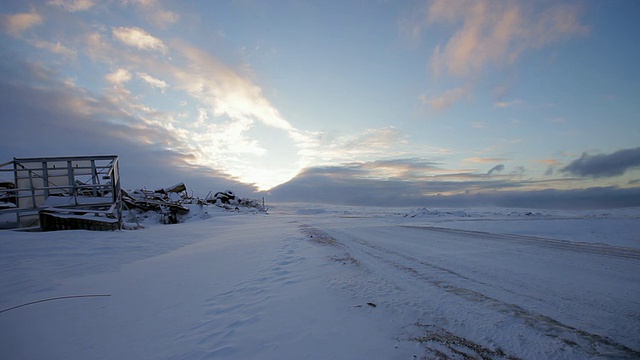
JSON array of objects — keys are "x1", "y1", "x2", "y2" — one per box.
[
  {"x1": 421, "y1": 84, "x2": 471, "y2": 111},
  {"x1": 464, "y1": 157, "x2": 510, "y2": 164},
  {"x1": 427, "y1": 0, "x2": 587, "y2": 78},
  {"x1": 536, "y1": 159, "x2": 563, "y2": 167},
  {"x1": 2, "y1": 10, "x2": 43, "y2": 37}
]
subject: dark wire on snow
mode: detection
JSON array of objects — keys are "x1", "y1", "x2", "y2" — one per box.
[{"x1": 0, "y1": 294, "x2": 111, "y2": 314}]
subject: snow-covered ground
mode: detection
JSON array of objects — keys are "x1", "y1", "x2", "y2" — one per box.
[{"x1": 1, "y1": 204, "x2": 639, "y2": 359}]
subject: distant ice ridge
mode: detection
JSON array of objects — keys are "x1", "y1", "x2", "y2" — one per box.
[
  {"x1": 403, "y1": 208, "x2": 470, "y2": 218},
  {"x1": 400, "y1": 207, "x2": 633, "y2": 219}
]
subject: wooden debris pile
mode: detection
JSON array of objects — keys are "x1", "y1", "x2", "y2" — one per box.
[{"x1": 121, "y1": 182, "x2": 190, "y2": 224}]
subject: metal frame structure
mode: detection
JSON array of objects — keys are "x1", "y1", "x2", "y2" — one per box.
[{"x1": 0, "y1": 155, "x2": 122, "y2": 230}]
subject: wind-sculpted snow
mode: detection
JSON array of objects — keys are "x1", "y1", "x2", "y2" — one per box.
[
  {"x1": 317, "y1": 224, "x2": 639, "y2": 358},
  {"x1": 1, "y1": 205, "x2": 639, "y2": 359}
]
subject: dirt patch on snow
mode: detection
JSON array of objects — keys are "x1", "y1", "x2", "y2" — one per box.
[
  {"x1": 411, "y1": 323, "x2": 521, "y2": 360},
  {"x1": 299, "y1": 225, "x2": 339, "y2": 246}
]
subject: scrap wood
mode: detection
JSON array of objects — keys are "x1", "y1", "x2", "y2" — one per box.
[{"x1": 121, "y1": 188, "x2": 189, "y2": 214}]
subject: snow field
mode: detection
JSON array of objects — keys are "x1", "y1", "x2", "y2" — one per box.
[{"x1": 1, "y1": 205, "x2": 639, "y2": 359}]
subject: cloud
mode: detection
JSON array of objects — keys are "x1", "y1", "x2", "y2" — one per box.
[
  {"x1": 359, "y1": 158, "x2": 442, "y2": 173},
  {"x1": 560, "y1": 147, "x2": 640, "y2": 178},
  {"x1": 137, "y1": 72, "x2": 169, "y2": 92},
  {"x1": 331, "y1": 127, "x2": 406, "y2": 155},
  {"x1": 465, "y1": 157, "x2": 510, "y2": 164},
  {"x1": 170, "y1": 42, "x2": 292, "y2": 131},
  {"x1": 105, "y1": 68, "x2": 132, "y2": 85},
  {"x1": 1, "y1": 10, "x2": 43, "y2": 37},
  {"x1": 0, "y1": 61, "x2": 253, "y2": 195},
  {"x1": 536, "y1": 159, "x2": 562, "y2": 176},
  {"x1": 126, "y1": 0, "x2": 179, "y2": 28},
  {"x1": 487, "y1": 164, "x2": 505, "y2": 175},
  {"x1": 266, "y1": 164, "x2": 640, "y2": 209},
  {"x1": 537, "y1": 159, "x2": 563, "y2": 166},
  {"x1": 426, "y1": 0, "x2": 587, "y2": 78},
  {"x1": 495, "y1": 99, "x2": 522, "y2": 108},
  {"x1": 484, "y1": 187, "x2": 640, "y2": 209},
  {"x1": 334, "y1": 158, "x2": 444, "y2": 181},
  {"x1": 162, "y1": 41, "x2": 331, "y2": 188},
  {"x1": 31, "y1": 40, "x2": 78, "y2": 59},
  {"x1": 112, "y1": 26, "x2": 168, "y2": 53},
  {"x1": 297, "y1": 127, "x2": 450, "y2": 174},
  {"x1": 156, "y1": 42, "x2": 314, "y2": 189},
  {"x1": 85, "y1": 37, "x2": 319, "y2": 189},
  {"x1": 267, "y1": 165, "x2": 443, "y2": 206},
  {"x1": 421, "y1": 85, "x2": 470, "y2": 111},
  {"x1": 150, "y1": 9, "x2": 179, "y2": 27},
  {"x1": 73, "y1": 27, "x2": 310, "y2": 190},
  {"x1": 271, "y1": 158, "x2": 514, "y2": 199},
  {"x1": 48, "y1": 0, "x2": 95, "y2": 12},
  {"x1": 84, "y1": 32, "x2": 116, "y2": 63}
]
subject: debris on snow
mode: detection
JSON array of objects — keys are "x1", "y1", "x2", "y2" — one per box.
[
  {"x1": 0, "y1": 181, "x2": 16, "y2": 210},
  {"x1": 121, "y1": 186, "x2": 189, "y2": 225},
  {"x1": 203, "y1": 189, "x2": 267, "y2": 213},
  {"x1": 121, "y1": 185, "x2": 267, "y2": 227}
]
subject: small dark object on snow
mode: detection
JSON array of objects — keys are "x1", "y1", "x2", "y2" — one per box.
[{"x1": 354, "y1": 302, "x2": 377, "y2": 308}]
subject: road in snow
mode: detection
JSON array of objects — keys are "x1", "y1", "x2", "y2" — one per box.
[
  {"x1": 299, "y1": 213, "x2": 640, "y2": 359},
  {"x1": 1, "y1": 205, "x2": 639, "y2": 359}
]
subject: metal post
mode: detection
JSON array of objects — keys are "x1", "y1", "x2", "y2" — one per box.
[
  {"x1": 90, "y1": 159, "x2": 98, "y2": 197},
  {"x1": 42, "y1": 160, "x2": 49, "y2": 198},
  {"x1": 12, "y1": 159, "x2": 20, "y2": 225},
  {"x1": 67, "y1": 160, "x2": 77, "y2": 205}
]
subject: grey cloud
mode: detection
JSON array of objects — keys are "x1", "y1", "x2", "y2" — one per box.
[
  {"x1": 265, "y1": 165, "x2": 640, "y2": 209},
  {"x1": 487, "y1": 164, "x2": 505, "y2": 176},
  {"x1": 560, "y1": 147, "x2": 640, "y2": 178},
  {"x1": 485, "y1": 187, "x2": 640, "y2": 209}
]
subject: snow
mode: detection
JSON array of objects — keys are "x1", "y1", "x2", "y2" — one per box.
[{"x1": 1, "y1": 204, "x2": 639, "y2": 359}]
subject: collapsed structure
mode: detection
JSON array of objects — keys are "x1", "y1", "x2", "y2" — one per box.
[
  {"x1": 0, "y1": 155, "x2": 122, "y2": 231},
  {"x1": 122, "y1": 183, "x2": 191, "y2": 225},
  {"x1": 0, "y1": 155, "x2": 268, "y2": 232}
]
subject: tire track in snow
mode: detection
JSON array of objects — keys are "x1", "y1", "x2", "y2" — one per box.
[
  {"x1": 314, "y1": 225, "x2": 640, "y2": 359},
  {"x1": 404, "y1": 225, "x2": 640, "y2": 260}
]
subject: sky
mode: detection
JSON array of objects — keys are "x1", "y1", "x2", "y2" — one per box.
[{"x1": 1, "y1": 0, "x2": 639, "y2": 208}]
